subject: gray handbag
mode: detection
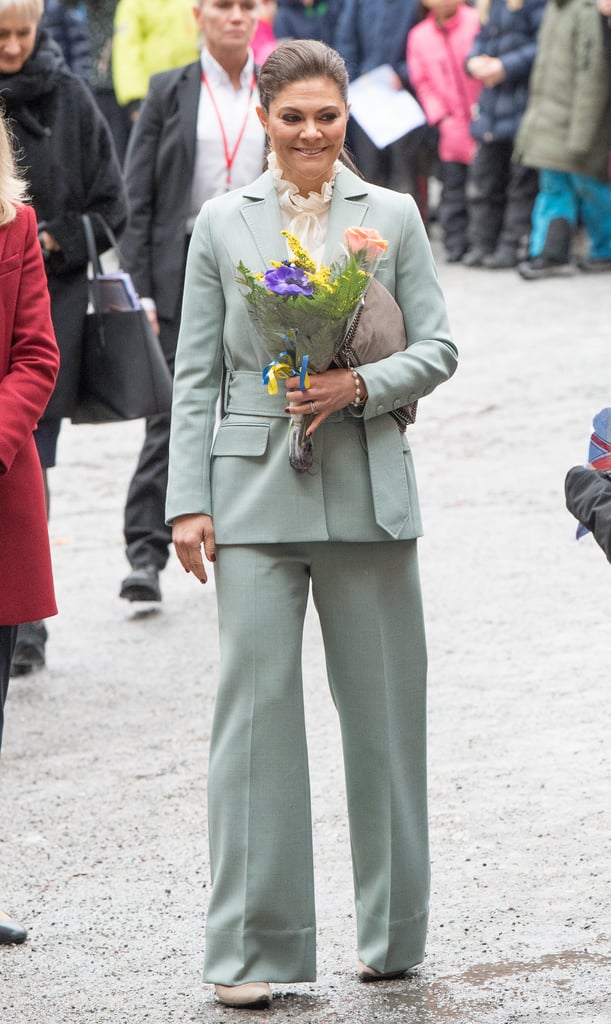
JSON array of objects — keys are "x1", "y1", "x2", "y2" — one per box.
[{"x1": 333, "y1": 276, "x2": 417, "y2": 429}]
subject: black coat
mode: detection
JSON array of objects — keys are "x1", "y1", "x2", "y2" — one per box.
[
  {"x1": 565, "y1": 467, "x2": 611, "y2": 563},
  {"x1": 119, "y1": 61, "x2": 201, "y2": 327},
  {"x1": 0, "y1": 29, "x2": 127, "y2": 417}
]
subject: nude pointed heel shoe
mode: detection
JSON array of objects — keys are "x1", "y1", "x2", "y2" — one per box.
[
  {"x1": 214, "y1": 982, "x2": 272, "y2": 1008},
  {"x1": 357, "y1": 959, "x2": 407, "y2": 982}
]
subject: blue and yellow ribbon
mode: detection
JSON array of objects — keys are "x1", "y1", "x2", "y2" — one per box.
[{"x1": 262, "y1": 345, "x2": 310, "y2": 395}]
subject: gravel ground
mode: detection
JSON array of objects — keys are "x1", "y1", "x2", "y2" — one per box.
[{"x1": 1, "y1": 239, "x2": 610, "y2": 1023}]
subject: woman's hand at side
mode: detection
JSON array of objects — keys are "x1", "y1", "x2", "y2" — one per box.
[
  {"x1": 172, "y1": 514, "x2": 216, "y2": 584},
  {"x1": 285, "y1": 368, "x2": 367, "y2": 437}
]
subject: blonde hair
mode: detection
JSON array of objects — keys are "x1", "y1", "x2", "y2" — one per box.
[
  {"x1": 0, "y1": 0, "x2": 43, "y2": 19},
  {"x1": 0, "y1": 107, "x2": 29, "y2": 225}
]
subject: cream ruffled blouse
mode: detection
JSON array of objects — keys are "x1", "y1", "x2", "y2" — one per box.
[{"x1": 267, "y1": 150, "x2": 342, "y2": 265}]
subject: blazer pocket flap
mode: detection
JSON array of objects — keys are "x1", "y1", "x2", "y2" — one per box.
[{"x1": 212, "y1": 422, "x2": 270, "y2": 457}]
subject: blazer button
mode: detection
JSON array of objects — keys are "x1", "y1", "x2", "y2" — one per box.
[
  {"x1": 376, "y1": 404, "x2": 385, "y2": 415},
  {"x1": 308, "y1": 462, "x2": 320, "y2": 475}
]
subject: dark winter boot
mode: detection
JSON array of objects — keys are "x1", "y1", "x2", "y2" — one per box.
[
  {"x1": 518, "y1": 217, "x2": 574, "y2": 280},
  {"x1": 482, "y1": 245, "x2": 519, "y2": 269},
  {"x1": 10, "y1": 621, "x2": 48, "y2": 677}
]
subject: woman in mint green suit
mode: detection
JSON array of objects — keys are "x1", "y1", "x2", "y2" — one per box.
[{"x1": 167, "y1": 39, "x2": 458, "y2": 1010}]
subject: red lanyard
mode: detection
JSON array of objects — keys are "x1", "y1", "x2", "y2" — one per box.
[{"x1": 201, "y1": 70, "x2": 256, "y2": 190}]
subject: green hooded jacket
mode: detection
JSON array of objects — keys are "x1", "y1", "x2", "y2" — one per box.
[{"x1": 515, "y1": 0, "x2": 611, "y2": 181}]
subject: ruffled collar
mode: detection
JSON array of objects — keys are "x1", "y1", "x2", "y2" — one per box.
[{"x1": 267, "y1": 149, "x2": 340, "y2": 217}]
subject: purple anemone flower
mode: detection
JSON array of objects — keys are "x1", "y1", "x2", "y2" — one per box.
[{"x1": 264, "y1": 263, "x2": 314, "y2": 297}]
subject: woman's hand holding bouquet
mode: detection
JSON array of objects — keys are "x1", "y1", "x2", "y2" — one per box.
[{"x1": 236, "y1": 227, "x2": 387, "y2": 471}]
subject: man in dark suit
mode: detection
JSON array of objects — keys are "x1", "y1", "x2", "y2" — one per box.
[{"x1": 119, "y1": 0, "x2": 266, "y2": 602}]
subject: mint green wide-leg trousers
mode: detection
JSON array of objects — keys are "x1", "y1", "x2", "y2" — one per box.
[{"x1": 203, "y1": 540, "x2": 429, "y2": 985}]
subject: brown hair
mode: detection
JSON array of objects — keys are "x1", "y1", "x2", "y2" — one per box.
[
  {"x1": 258, "y1": 39, "x2": 349, "y2": 112},
  {"x1": 258, "y1": 39, "x2": 361, "y2": 175}
]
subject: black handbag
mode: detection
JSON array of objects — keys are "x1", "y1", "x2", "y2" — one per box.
[{"x1": 71, "y1": 215, "x2": 173, "y2": 424}]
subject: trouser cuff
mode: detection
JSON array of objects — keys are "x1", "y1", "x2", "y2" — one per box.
[
  {"x1": 203, "y1": 924, "x2": 316, "y2": 984},
  {"x1": 356, "y1": 904, "x2": 428, "y2": 974}
]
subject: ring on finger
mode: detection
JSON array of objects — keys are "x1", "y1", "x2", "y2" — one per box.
[{"x1": 310, "y1": 400, "x2": 318, "y2": 415}]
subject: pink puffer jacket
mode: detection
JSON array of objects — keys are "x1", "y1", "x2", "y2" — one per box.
[{"x1": 407, "y1": 6, "x2": 482, "y2": 165}]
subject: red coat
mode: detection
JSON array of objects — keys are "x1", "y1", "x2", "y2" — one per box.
[
  {"x1": 0, "y1": 204, "x2": 60, "y2": 624},
  {"x1": 407, "y1": 6, "x2": 482, "y2": 165}
]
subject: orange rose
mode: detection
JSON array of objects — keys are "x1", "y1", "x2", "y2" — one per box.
[{"x1": 343, "y1": 226, "x2": 389, "y2": 261}]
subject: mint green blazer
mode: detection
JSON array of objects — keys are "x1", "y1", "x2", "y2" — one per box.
[{"x1": 166, "y1": 166, "x2": 458, "y2": 543}]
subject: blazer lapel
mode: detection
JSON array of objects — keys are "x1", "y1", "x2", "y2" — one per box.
[
  {"x1": 323, "y1": 167, "x2": 370, "y2": 264},
  {"x1": 239, "y1": 171, "x2": 284, "y2": 269},
  {"x1": 237, "y1": 166, "x2": 371, "y2": 270}
]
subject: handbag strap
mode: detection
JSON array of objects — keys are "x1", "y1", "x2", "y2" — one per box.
[{"x1": 82, "y1": 213, "x2": 124, "y2": 277}]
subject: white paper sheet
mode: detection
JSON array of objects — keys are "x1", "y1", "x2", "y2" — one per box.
[{"x1": 348, "y1": 64, "x2": 426, "y2": 149}]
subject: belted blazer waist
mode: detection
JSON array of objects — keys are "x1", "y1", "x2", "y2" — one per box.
[
  {"x1": 224, "y1": 369, "x2": 348, "y2": 422},
  {"x1": 224, "y1": 370, "x2": 411, "y2": 539}
]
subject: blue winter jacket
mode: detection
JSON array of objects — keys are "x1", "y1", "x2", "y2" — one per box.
[
  {"x1": 467, "y1": 0, "x2": 546, "y2": 142},
  {"x1": 274, "y1": 0, "x2": 341, "y2": 45},
  {"x1": 43, "y1": 0, "x2": 92, "y2": 84},
  {"x1": 335, "y1": 0, "x2": 420, "y2": 87}
]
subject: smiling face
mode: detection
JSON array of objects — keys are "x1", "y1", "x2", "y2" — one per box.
[
  {"x1": 257, "y1": 76, "x2": 349, "y2": 196},
  {"x1": 0, "y1": 7, "x2": 39, "y2": 74}
]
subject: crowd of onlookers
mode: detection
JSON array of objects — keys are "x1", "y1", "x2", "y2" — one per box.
[{"x1": 41, "y1": 0, "x2": 611, "y2": 279}]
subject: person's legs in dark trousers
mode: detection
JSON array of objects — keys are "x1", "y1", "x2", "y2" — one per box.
[
  {"x1": 438, "y1": 160, "x2": 469, "y2": 260},
  {"x1": 0, "y1": 625, "x2": 17, "y2": 749},
  {"x1": 464, "y1": 140, "x2": 511, "y2": 264},
  {"x1": 32, "y1": 415, "x2": 61, "y2": 514},
  {"x1": 349, "y1": 122, "x2": 432, "y2": 216},
  {"x1": 490, "y1": 159, "x2": 539, "y2": 266},
  {"x1": 121, "y1": 316, "x2": 179, "y2": 601},
  {"x1": 11, "y1": 419, "x2": 58, "y2": 677},
  {"x1": 122, "y1": 234, "x2": 190, "y2": 602},
  {"x1": 347, "y1": 119, "x2": 386, "y2": 187},
  {"x1": 1, "y1": 624, "x2": 28, "y2": 945},
  {"x1": 123, "y1": 409, "x2": 172, "y2": 569},
  {"x1": 386, "y1": 126, "x2": 428, "y2": 196}
]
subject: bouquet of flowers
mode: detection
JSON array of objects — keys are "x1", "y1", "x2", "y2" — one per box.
[{"x1": 236, "y1": 226, "x2": 388, "y2": 471}]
